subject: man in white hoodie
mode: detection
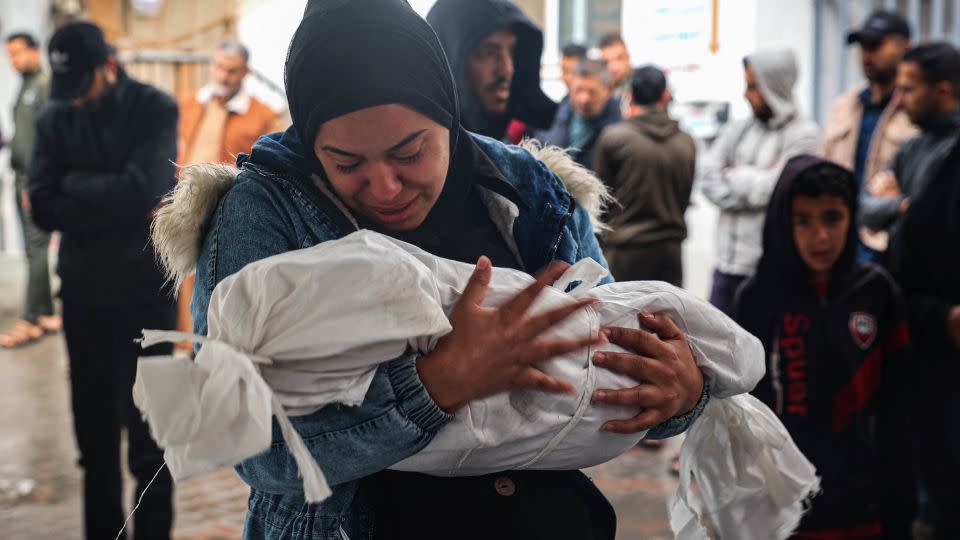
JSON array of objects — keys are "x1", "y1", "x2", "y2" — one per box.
[{"x1": 700, "y1": 49, "x2": 820, "y2": 314}]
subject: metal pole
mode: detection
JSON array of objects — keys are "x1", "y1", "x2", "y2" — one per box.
[
  {"x1": 839, "y1": 0, "x2": 850, "y2": 96},
  {"x1": 814, "y1": 0, "x2": 825, "y2": 124},
  {"x1": 954, "y1": 0, "x2": 960, "y2": 45},
  {"x1": 932, "y1": 0, "x2": 945, "y2": 39},
  {"x1": 909, "y1": 0, "x2": 922, "y2": 38},
  {"x1": 572, "y1": 0, "x2": 587, "y2": 44}
]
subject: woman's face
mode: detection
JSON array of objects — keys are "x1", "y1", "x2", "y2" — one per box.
[{"x1": 314, "y1": 104, "x2": 450, "y2": 231}]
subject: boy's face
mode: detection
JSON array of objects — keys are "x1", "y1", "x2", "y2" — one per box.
[{"x1": 791, "y1": 195, "x2": 850, "y2": 277}]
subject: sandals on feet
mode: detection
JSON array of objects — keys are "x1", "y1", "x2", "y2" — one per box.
[{"x1": 0, "y1": 320, "x2": 46, "y2": 348}]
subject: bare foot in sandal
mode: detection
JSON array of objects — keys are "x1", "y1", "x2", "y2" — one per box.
[
  {"x1": 0, "y1": 320, "x2": 45, "y2": 348},
  {"x1": 36, "y1": 315, "x2": 62, "y2": 333}
]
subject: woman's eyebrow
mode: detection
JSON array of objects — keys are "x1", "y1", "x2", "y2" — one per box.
[
  {"x1": 320, "y1": 129, "x2": 428, "y2": 157},
  {"x1": 386, "y1": 129, "x2": 428, "y2": 153}
]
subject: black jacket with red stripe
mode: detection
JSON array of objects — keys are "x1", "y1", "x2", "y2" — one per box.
[{"x1": 733, "y1": 155, "x2": 914, "y2": 539}]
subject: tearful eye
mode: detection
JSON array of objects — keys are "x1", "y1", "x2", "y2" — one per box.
[
  {"x1": 394, "y1": 149, "x2": 423, "y2": 164},
  {"x1": 335, "y1": 162, "x2": 361, "y2": 173}
]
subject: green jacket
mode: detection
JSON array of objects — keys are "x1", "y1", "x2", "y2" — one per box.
[{"x1": 11, "y1": 70, "x2": 49, "y2": 174}]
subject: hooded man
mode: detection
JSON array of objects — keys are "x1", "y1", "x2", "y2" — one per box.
[
  {"x1": 700, "y1": 48, "x2": 820, "y2": 315},
  {"x1": 426, "y1": 0, "x2": 557, "y2": 141},
  {"x1": 594, "y1": 65, "x2": 695, "y2": 287}
]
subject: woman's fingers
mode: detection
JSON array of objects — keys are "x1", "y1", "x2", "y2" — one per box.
[
  {"x1": 498, "y1": 262, "x2": 570, "y2": 322},
  {"x1": 517, "y1": 297, "x2": 596, "y2": 341},
  {"x1": 530, "y1": 334, "x2": 606, "y2": 362},
  {"x1": 514, "y1": 366, "x2": 576, "y2": 394},
  {"x1": 601, "y1": 410, "x2": 665, "y2": 434},
  {"x1": 460, "y1": 256, "x2": 493, "y2": 309},
  {"x1": 601, "y1": 325, "x2": 672, "y2": 359},
  {"x1": 637, "y1": 312, "x2": 684, "y2": 341}
]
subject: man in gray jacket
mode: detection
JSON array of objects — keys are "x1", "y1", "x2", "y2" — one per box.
[
  {"x1": 700, "y1": 48, "x2": 820, "y2": 315},
  {"x1": 594, "y1": 65, "x2": 695, "y2": 286},
  {"x1": 861, "y1": 42, "x2": 960, "y2": 266},
  {"x1": 1, "y1": 32, "x2": 57, "y2": 348}
]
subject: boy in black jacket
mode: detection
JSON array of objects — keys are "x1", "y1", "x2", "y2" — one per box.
[{"x1": 734, "y1": 155, "x2": 914, "y2": 539}]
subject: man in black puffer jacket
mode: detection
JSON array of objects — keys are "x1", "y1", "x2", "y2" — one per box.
[{"x1": 28, "y1": 22, "x2": 177, "y2": 540}]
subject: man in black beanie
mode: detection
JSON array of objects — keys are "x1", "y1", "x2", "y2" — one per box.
[{"x1": 426, "y1": 0, "x2": 557, "y2": 140}]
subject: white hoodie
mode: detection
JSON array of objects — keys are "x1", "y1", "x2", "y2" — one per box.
[{"x1": 700, "y1": 48, "x2": 821, "y2": 276}]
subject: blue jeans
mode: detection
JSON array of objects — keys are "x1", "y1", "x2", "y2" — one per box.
[{"x1": 709, "y1": 270, "x2": 748, "y2": 317}]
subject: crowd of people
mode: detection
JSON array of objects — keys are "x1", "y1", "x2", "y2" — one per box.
[{"x1": 2, "y1": 0, "x2": 959, "y2": 539}]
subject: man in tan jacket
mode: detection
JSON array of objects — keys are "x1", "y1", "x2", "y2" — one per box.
[
  {"x1": 820, "y1": 11, "x2": 917, "y2": 261},
  {"x1": 177, "y1": 41, "x2": 286, "y2": 346}
]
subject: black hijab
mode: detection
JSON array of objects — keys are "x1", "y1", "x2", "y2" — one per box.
[{"x1": 285, "y1": 0, "x2": 462, "y2": 166}]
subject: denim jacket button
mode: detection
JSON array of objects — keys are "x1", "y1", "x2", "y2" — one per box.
[{"x1": 494, "y1": 476, "x2": 516, "y2": 496}]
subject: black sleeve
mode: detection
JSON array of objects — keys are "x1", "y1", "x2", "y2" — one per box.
[
  {"x1": 27, "y1": 107, "x2": 69, "y2": 232},
  {"x1": 732, "y1": 280, "x2": 776, "y2": 408},
  {"x1": 60, "y1": 94, "x2": 179, "y2": 226},
  {"x1": 876, "y1": 282, "x2": 917, "y2": 539}
]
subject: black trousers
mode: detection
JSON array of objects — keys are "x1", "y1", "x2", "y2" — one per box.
[
  {"x1": 368, "y1": 469, "x2": 616, "y2": 539},
  {"x1": 62, "y1": 300, "x2": 176, "y2": 540}
]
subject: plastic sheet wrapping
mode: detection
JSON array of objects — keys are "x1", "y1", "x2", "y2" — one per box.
[{"x1": 133, "y1": 231, "x2": 818, "y2": 536}]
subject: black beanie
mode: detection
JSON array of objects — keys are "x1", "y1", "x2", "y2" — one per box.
[{"x1": 285, "y1": 0, "x2": 460, "y2": 159}]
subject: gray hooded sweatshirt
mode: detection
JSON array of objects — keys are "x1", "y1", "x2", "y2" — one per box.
[{"x1": 700, "y1": 48, "x2": 820, "y2": 276}]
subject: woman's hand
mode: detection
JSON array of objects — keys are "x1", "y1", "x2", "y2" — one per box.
[
  {"x1": 591, "y1": 312, "x2": 704, "y2": 434},
  {"x1": 416, "y1": 256, "x2": 605, "y2": 412}
]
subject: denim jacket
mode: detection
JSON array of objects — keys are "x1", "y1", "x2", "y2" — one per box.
[{"x1": 184, "y1": 127, "x2": 707, "y2": 539}]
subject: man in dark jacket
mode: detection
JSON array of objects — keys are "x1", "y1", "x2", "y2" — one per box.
[
  {"x1": 735, "y1": 155, "x2": 914, "y2": 539},
  {"x1": 2, "y1": 32, "x2": 57, "y2": 347},
  {"x1": 28, "y1": 22, "x2": 177, "y2": 540},
  {"x1": 861, "y1": 42, "x2": 960, "y2": 262},
  {"x1": 889, "y1": 133, "x2": 960, "y2": 538},
  {"x1": 426, "y1": 0, "x2": 556, "y2": 140},
  {"x1": 593, "y1": 66, "x2": 695, "y2": 286},
  {"x1": 538, "y1": 59, "x2": 621, "y2": 171}
]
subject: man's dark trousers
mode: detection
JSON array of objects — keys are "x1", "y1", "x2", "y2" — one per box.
[{"x1": 62, "y1": 300, "x2": 176, "y2": 540}]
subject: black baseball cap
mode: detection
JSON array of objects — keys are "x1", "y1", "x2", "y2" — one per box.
[
  {"x1": 48, "y1": 22, "x2": 110, "y2": 100},
  {"x1": 847, "y1": 11, "x2": 911, "y2": 47}
]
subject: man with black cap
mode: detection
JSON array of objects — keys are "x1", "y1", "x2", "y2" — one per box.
[
  {"x1": 594, "y1": 65, "x2": 695, "y2": 287},
  {"x1": 28, "y1": 21, "x2": 177, "y2": 540},
  {"x1": 426, "y1": 0, "x2": 557, "y2": 141},
  {"x1": 821, "y1": 10, "x2": 916, "y2": 262}
]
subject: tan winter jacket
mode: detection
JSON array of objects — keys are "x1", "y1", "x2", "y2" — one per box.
[
  {"x1": 821, "y1": 85, "x2": 917, "y2": 184},
  {"x1": 820, "y1": 85, "x2": 917, "y2": 251}
]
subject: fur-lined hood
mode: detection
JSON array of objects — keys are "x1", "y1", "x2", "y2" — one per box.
[{"x1": 153, "y1": 138, "x2": 610, "y2": 290}]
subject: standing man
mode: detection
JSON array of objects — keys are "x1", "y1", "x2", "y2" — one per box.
[
  {"x1": 28, "y1": 22, "x2": 177, "y2": 539},
  {"x1": 426, "y1": 0, "x2": 557, "y2": 141},
  {"x1": 1, "y1": 32, "x2": 58, "y2": 348},
  {"x1": 176, "y1": 40, "x2": 285, "y2": 347},
  {"x1": 599, "y1": 33, "x2": 633, "y2": 116},
  {"x1": 538, "y1": 59, "x2": 621, "y2": 170},
  {"x1": 821, "y1": 10, "x2": 916, "y2": 261},
  {"x1": 594, "y1": 65, "x2": 695, "y2": 286},
  {"x1": 560, "y1": 43, "x2": 587, "y2": 98},
  {"x1": 700, "y1": 48, "x2": 820, "y2": 315},
  {"x1": 889, "y1": 129, "x2": 960, "y2": 540},
  {"x1": 178, "y1": 41, "x2": 285, "y2": 165},
  {"x1": 862, "y1": 43, "x2": 960, "y2": 264}
]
